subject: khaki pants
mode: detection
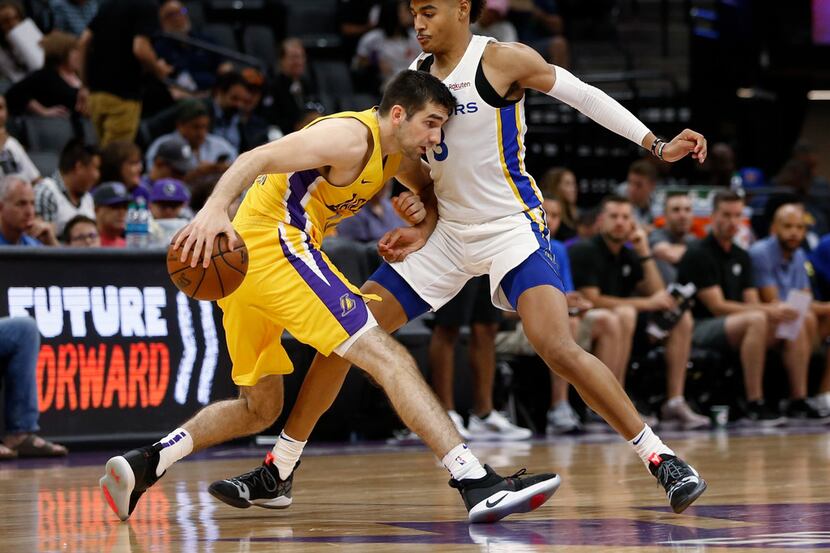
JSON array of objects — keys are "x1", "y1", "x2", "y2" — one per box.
[{"x1": 88, "y1": 92, "x2": 141, "y2": 146}]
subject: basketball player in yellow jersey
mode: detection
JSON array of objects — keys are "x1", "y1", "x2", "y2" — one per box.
[{"x1": 99, "y1": 70, "x2": 563, "y2": 524}]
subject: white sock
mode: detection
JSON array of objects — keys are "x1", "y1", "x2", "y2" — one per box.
[
  {"x1": 442, "y1": 443, "x2": 487, "y2": 481},
  {"x1": 155, "y1": 428, "x2": 193, "y2": 477},
  {"x1": 629, "y1": 425, "x2": 674, "y2": 469},
  {"x1": 270, "y1": 431, "x2": 306, "y2": 480}
]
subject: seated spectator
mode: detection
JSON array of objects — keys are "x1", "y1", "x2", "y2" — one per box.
[
  {"x1": 767, "y1": 160, "x2": 829, "y2": 246},
  {"x1": 617, "y1": 159, "x2": 658, "y2": 230},
  {"x1": 540, "y1": 166, "x2": 578, "y2": 241},
  {"x1": 541, "y1": 194, "x2": 626, "y2": 434},
  {"x1": 0, "y1": 94, "x2": 39, "y2": 182},
  {"x1": 91, "y1": 180, "x2": 129, "y2": 247},
  {"x1": 144, "y1": 135, "x2": 197, "y2": 185},
  {"x1": 146, "y1": 99, "x2": 236, "y2": 168},
  {"x1": 208, "y1": 70, "x2": 268, "y2": 153},
  {"x1": 354, "y1": 0, "x2": 420, "y2": 91},
  {"x1": 33, "y1": 139, "x2": 99, "y2": 235},
  {"x1": 50, "y1": 0, "x2": 99, "y2": 37},
  {"x1": 677, "y1": 191, "x2": 811, "y2": 426},
  {"x1": 0, "y1": 174, "x2": 56, "y2": 245},
  {"x1": 471, "y1": 0, "x2": 518, "y2": 43},
  {"x1": 749, "y1": 203, "x2": 830, "y2": 421},
  {"x1": 265, "y1": 38, "x2": 322, "y2": 136},
  {"x1": 61, "y1": 212, "x2": 99, "y2": 246},
  {"x1": 336, "y1": 181, "x2": 405, "y2": 243},
  {"x1": 564, "y1": 205, "x2": 599, "y2": 247},
  {"x1": 0, "y1": 317, "x2": 67, "y2": 459},
  {"x1": 100, "y1": 140, "x2": 147, "y2": 201},
  {"x1": 0, "y1": 0, "x2": 43, "y2": 83},
  {"x1": 148, "y1": 177, "x2": 189, "y2": 245},
  {"x1": 153, "y1": 0, "x2": 222, "y2": 93},
  {"x1": 569, "y1": 195, "x2": 709, "y2": 429},
  {"x1": 650, "y1": 191, "x2": 695, "y2": 284},
  {"x1": 5, "y1": 31, "x2": 87, "y2": 119}
]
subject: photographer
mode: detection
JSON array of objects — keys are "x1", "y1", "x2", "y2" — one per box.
[{"x1": 569, "y1": 195, "x2": 710, "y2": 429}]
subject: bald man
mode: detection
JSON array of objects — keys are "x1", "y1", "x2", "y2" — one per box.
[{"x1": 750, "y1": 203, "x2": 830, "y2": 422}]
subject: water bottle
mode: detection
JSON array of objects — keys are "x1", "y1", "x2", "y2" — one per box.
[{"x1": 125, "y1": 197, "x2": 150, "y2": 249}]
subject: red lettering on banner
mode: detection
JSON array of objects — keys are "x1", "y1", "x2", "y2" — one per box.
[
  {"x1": 36, "y1": 342, "x2": 173, "y2": 411},
  {"x1": 78, "y1": 344, "x2": 105, "y2": 410},
  {"x1": 56, "y1": 344, "x2": 78, "y2": 410},
  {"x1": 149, "y1": 343, "x2": 170, "y2": 407},
  {"x1": 128, "y1": 343, "x2": 149, "y2": 407},
  {"x1": 103, "y1": 345, "x2": 127, "y2": 408},
  {"x1": 37, "y1": 345, "x2": 55, "y2": 411}
]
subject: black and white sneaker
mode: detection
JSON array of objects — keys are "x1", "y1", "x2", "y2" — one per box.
[
  {"x1": 449, "y1": 465, "x2": 561, "y2": 523},
  {"x1": 648, "y1": 454, "x2": 707, "y2": 514},
  {"x1": 208, "y1": 453, "x2": 297, "y2": 509},
  {"x1": 100, "y1": 444, "x2": 164, "y2": 521},
  {"x1": 786, "y1": 399, "x2": 830, "y2": 425}
]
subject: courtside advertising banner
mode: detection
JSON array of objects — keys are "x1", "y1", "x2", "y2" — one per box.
[{"x1": 0, "y1": 248, "x2": 236, "y2": 440}]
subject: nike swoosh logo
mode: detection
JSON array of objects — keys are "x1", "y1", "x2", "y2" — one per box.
[
  {"x1": 361, "y1": 179, "x2": 371, "y2": 184},
  {"x1": 632, "y1": 430, "x2": 646, "y2": 445},
  {"x1": 485, "y1": 493, "x2": 508, "y2": 508}
]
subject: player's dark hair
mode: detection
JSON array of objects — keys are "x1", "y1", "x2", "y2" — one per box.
[
  {"x1": 379, "y1": 70, "x2": 455, "y2": 118},
  {"x1": 712, "y1": 190, "x2": 743, "y2": 212},
  {"x1": 470, "y1": 0, "x2": 486, "y2": 22}
]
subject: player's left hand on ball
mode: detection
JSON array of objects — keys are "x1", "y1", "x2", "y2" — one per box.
[
  {"x1": 173, "y1": 205, "x2": 236, "y2": 269},
  {"x1": 663, "y1": 129, "x2": 707, "y2": 164},
  {"x1": 392, "y1": 191, "x2": 426, "y2": 225},
  {"x1": 378, "y1": 226, "x2": 427, "y2": 262}
]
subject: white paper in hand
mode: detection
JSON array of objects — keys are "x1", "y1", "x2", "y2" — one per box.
[{"x1": 775, "y1": 289, "x2": 811, "y2": 341}]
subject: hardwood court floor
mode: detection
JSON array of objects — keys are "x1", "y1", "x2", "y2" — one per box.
[{"x1": 1, "y1": 428, "x2": 830, "y2": 552}]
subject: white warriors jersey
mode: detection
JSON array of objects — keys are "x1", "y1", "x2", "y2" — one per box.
[{"x1": 409, "y1": 35, "x2": 545, "y2": 229}]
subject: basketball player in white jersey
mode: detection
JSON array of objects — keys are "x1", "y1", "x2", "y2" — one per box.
[{"x1": 211, "y1": 0, "x2": 708, "y2": 514}]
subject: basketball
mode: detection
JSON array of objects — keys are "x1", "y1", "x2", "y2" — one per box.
[{"x1": 166, "y1": 234, "x2": 248, "y2": 301}]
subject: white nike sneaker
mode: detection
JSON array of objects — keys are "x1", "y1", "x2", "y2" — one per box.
[
  {"x1": 468, "y1": 411, "x2": 532, "y2": 441},
  {"x1": 448, "y1": 410, "x2": 472, "y2": 441}
]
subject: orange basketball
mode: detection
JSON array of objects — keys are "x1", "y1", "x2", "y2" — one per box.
[{"x1": 167, "y1": 234, "x2": 248, "y2": 300}]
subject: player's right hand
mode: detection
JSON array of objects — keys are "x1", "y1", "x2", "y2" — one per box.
[
  {"x1": 378, "y1": 226, "x2": 427, "y2": 263},
  {"x1": 173, "y1": 205, "x2": 236, "y2": 269}
]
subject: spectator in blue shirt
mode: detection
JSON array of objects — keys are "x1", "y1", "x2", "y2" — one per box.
[
  {"x1": 0, "y1": 175, "x2": 56, "y2": 246},
  {"x1": 751, "y1": 203, "x2": 830, "y2": 419}
]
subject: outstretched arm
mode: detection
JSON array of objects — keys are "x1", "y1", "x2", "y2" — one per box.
[
  {"x1": 175, "y1": 118, "x2": 371, "y2": 267},
  {"x1": 483, "y1": 42, "x2": 707, "y2": 164}
]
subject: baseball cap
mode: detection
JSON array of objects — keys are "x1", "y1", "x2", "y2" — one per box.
[
  {"x1": 150, "y1": 178, "x2": 190, "y2": 204},
  {"x1": 92, "y1": 182, "x2": 132, "y2": 207},
  {"x1": 154, "y1": 136, "x2": 197, "y2": 175}
]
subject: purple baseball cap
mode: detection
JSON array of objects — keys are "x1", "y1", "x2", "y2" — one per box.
[{"x1": 149, "y1": 178, "x2": 190, "y2": 204}]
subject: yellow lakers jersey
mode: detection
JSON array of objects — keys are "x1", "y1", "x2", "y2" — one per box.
[{"x1": 241, "y1": 108, "x2": 402, "y2": 245}]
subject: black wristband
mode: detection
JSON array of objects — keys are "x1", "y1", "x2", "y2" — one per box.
[{"x1": 638, "y1": 255, "x2": 654, "y2": 263}]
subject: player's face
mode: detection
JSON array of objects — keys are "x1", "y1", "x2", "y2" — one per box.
[
  {"x1": 395, "y1": 102, "x2": 448, "y2": 160},
  {"x1": 664, "y1": 196, "x2": 692, "y2": 235},
  {"x1": 410, "y1": 0, "x2": 466, "y2": 53},
  {"x1": 600, "y1": 201, "x2": 632, "y2": 243},
  {"x1": 774, "y1": 208, "x2": 806, "y2": 252},
  {"x1": 711, "y1": 200, "x2": 743, "y2": 241}
]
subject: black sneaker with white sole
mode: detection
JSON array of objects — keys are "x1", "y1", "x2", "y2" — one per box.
[
  {"x1": 449, "y1": 464, "x2": 561, "y2": 523},
  {"x1": 99, "y1": 443, "x2": 165, "y2": 521},
  {"x1": 208, "y1": 453, "x2": 298, "y2": 509},
  {"x1": 648, "y1": 454, "x2": 707, "y2": 514}
]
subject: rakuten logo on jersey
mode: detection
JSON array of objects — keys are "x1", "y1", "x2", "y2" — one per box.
[{"x1": 448, "y1": 81, "x2": 471, "y2": 91}]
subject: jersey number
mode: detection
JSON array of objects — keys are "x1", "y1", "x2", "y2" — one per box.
[{"x1": 433, "y1": 130, "x2": 448, "y2": 161}]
